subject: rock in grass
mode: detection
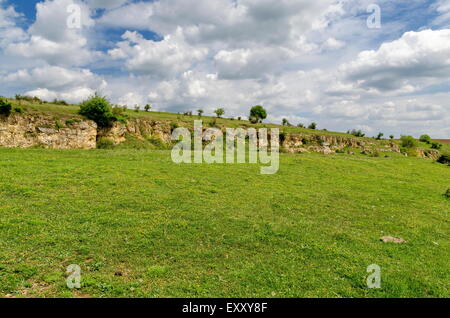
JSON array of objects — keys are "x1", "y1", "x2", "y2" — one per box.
[{"x1": 381, "y1": 236, "x2": 406, "y2": 244}]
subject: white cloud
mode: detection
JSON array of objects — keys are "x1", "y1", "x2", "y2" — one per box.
[
  {"x1": 1, "y1": 65, "x2": 106, "y2": 103},
  {"x1": 340, "y1": 29, "x2": 450, "y2": 92},
  {"x1": 0, "y1": 1, "x2": 27, "y2": 47},
  {"x1": 6, "y1": 0, "x2": 99, "y2": 66},
  {"x1": 109, "y1": 29, "x2": 208, "y2": 79}
]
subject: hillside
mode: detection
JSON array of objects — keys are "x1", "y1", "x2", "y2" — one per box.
[{"x1": 1, "y1": 98, "x2": 449, "y2": 156}]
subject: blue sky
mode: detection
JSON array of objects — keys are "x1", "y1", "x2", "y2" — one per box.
[{"x1": 1, "y1": 0, "x2": 449, "y2": 137}]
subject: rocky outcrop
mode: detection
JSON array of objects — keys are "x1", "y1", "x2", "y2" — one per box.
[
  {"x1": 0, "y1": 114, "x2": 434, "y2": 159},
  {"x1": 0, "y1": 114, "x2": 97, "y2": 149},
  {"x1": 282, "y1": 133, "x2": 401, "y2": 154},
  {"x1": 98, "y1": 119, "x2": 172, "y2": 144}
]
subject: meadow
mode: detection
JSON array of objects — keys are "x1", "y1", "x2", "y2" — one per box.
[{"x1": 0, "y1": 147, "x2": 448, "y2": 298}]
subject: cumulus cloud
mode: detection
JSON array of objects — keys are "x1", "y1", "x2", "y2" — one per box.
[
  {"x1": 108, "y1": 29, "x2": 208, "y2": 79},
  {"x1": 6, "y1": 0, "x2": 99, "y2": 66},
  {"x1": 0, "y1": 0, "x2": 27, "y2": 47},
  {"x1": 1, "y1": 66, "x2": 106, "y2": 103},
  {"x1": 340, "y1": 29, "x2": 450, "y2": 92}
]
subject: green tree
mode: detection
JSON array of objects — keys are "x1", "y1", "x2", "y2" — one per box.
[
  {"x1": 419, "y1": 134, "x2": 431, "y2": 144},
  {"x1": 376, "y1": 132, "x2": 384, "y2": 140},
  {"x1": 144, "y1": 104, "x2": 152, "y2": 112},
  {"x1": 79, "y1": 94, "x2": 116, "y2": 127},
  {"x1": 308, "y1": 122, "x2": 317, "y2": 130},
  {"x1": 197, "y1": 109, "x2": 204, "y2": 117},
  {"x1": 214, "y1": 108, "x2": 225, "y2": 118},
  {"x1": 249, "y1": 105, "x2": 267, "y2": 123}
]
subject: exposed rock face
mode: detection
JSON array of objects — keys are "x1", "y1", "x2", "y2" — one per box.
[
  {"x1": 0, "y1": 114, "x2": 97, "y2": 149},
  {"x1": 98, "y1": 119, "x2": 172, "y2": 144},
  {"x1": 282, "y1": 133, "x2": 401, "y2": 154},
  {"x1": 0, "y1": 114, "x2": 436, "y2": 159}
]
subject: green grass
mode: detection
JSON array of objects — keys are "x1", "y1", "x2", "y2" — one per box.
[
  {"x1": 0, "y1": 148, "x2": 448, "y2": 298},
  {"x1": 6, "y1": 98, "x2": 356, "y2": 137}
]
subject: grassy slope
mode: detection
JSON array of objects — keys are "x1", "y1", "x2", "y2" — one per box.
[
  {"x1": 8, "y1": 99, "x2": 358, "y2": 137},
  {"x1": 0, "y1": 148, "x2": 448, "y2": 298}
]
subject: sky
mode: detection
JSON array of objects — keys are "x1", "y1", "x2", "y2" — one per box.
[{"x1": 0, "y1": 0, "x2": 449, "y2": 138}]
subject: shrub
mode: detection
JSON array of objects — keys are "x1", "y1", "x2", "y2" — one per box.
[
  {"x1": 308, "y1": 122, "x2": 317, "y2": 130},
  {"x1": 14, "y1": 106, "x2": 24, "y2": 114},
  {"x1": 170, "y1": 122, "x2": 179, "y2": 132},
  {"x1": 297, "y1": 123, "x2": 305, "y2": 128},
  {"x1": 144, "y1": 104, "x2": 152, "y2": 112},
  {"x1": 419, "y1": 134, "x2": 431, "y2": 144},
  {"x1": 79, "y1": 94, "x2": 117, "y2": 127},
  {"x1": 282, "y1": 118, "x2": 291, "y2": 126},
  {"x1": 249, "y1": 105, "x2": 267, "y2": 123},
  {"x1": 53, "y1": 99, "x2": 68, "y2": 105},
  {"x1": 437, "y1": 153, "x2": 450, "y2": 165},
  {"x1": 249, "y1": 116, "x2": 259, "y2": 124},
  {"x1": 444, "y1": 189, "x2": 450, "y2": 198},
  {"x1": 431, "y1": 142, "x2": 443, "y2": 150},
  {"x1": 279, "y1": 132, "x2": 287, "y2": 144},
  {"x1": 400, "y1": 135, "x2": 418, "y2": 148},
  {"x1": 134, "y1": 105, "x2": 140, "y2": 112},
  {"x1": 0, "y1": 97, "x2": 12, "y2": 116},
  {"x1": 97, "y1": 137, "x2": 115, "y2": 149},
  {"x1": 376, "y1": 132, "x2": 384, "y2": 140},
  {"x1": 197, "y1": 109, "x2": 204, "y2": 117},
  {"x1": 349, "y1": 129, "x2": 365, "y2": 137}
]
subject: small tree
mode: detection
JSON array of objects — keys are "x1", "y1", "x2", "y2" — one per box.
[
  {"x1": 400, "y1": 135, "x2": 418, "y2": 149},
  {"x1": 79, "y1": 94, "x2": 116, "y2": 127},
  {"x1": 134, "y1": 105, "x2": 140, "y2": 112},
  {"x1": 297, "y1": 123, "x2": 305, "y2": 128},
  {"x1": 282, "y1": 118, "x2": 292, "y2": 126},
  {"x1": 431, "y1": 142, "x2": 443, "y2": 150},
  {"x1": 214, "y1": 108, "x2": 225, "y2": 118},
  {"x1": 389, "y1": 135, "x2": 395, "y2": 140},
  {"x1": 376, "y1": 132, "x2": 384, "y2": 140},
  {"x1": 308, "y1": 122, "x2": 317, "y2": 130},
  {"x1": 0, "y1": 97, "x2": 12, "y2": 116},
  {"x1": 249, "y1": 105, "x2": 267, "y2": 123},
  {"x1": 144, "y1": 104, "x2": 152, "y2": 112},
  {"x1": 197, "y1": 109, "x2": 204, "y2": 117},
  {"x1": 419, "y1": 134, "x2": 431, "y2": 144}
]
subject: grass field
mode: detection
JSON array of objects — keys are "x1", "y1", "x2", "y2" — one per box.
[{"x1": 0, "y1": 147, "x2": 448, "y2": 298}]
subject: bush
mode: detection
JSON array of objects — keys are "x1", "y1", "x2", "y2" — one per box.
[
  {"x1": 249, "y1": 105, "x2": 267, "y2": 123},
  {"x1": 170, "y1": 122, "x2": 179, "y2": 132},
  {"x1": 400, "y1": 135, "x2": 418, "y2": 148},
  {"x1": 79, "y1": 94, "x2": 117, "y2": 127},
  {"x1": 96, "y1": 137, "x2": 115, "y2": 149},
  {"x1": 14, "y1": 106, "x2": 24, "y2": 113},
  {"x1": 437, "y1": 153, "x2": 450, "y2": 165},
  {"x1": 444, "y1": 189, "x2": 450, "y2": 198},
  {"x1": 431, "y1": 142, "x2": 443, "y2": 150},
  {"x1": 308, "y1": 122, "x2": 317, "y2": 130},
  {"x1": 419, "y1": 134, "x2": 431, "y2": 144},
  {"x1": 0, "y1": 97, "x2": 12, "y2": 116},
  {"x1": 249, "y1": 116, "x2": 259, "y2": 124},
  {"x1": 348, "y1": 129, "x2": 365, "y2": 137}
]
